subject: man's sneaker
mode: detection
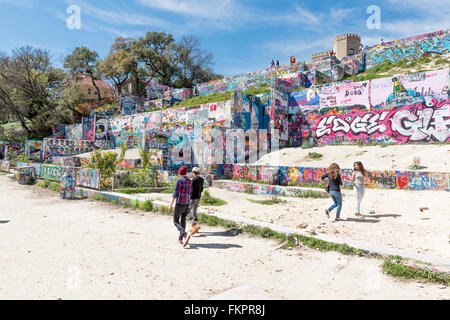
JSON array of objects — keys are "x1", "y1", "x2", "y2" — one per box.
[
  {"x1": 178, "y1": 240, "x2": 183, "y2": 244},
  {"x1": 325, "y1": 209, "x2": 330, "y2": 218},
  {"x1": 183, "y1": 233, "x2": 191, "y2": 247}
]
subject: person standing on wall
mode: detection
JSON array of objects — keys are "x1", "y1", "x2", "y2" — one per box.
[
  {"x1": 169, "y1": 166, "x2": 192, "y2": 245},
  {"x1": 350, "y1": 161, "x2": 369, "y2": 217},
  {"x1": 276, "y1": 60, "x2": 280, "y2": 67},
  {"x1": 271, "y1": 60, "x2": 275, "y2": 68},
  {"x1": 321, "y1": 163, "x2": 344, "y2": 222},
  {"x1": 187, "y1": 167, "x2": 204, "y2": 228}
]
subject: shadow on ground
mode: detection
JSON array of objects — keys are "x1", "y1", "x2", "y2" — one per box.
[{"x1": 185, "y1": 243, "x2": 243, "y2": 250}]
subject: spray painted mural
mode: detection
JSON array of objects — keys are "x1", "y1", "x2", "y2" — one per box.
[
  {"x1": 0, "y1": 160, "x2": 10, "y2": 172},
  {"x1": 82, "y1": 117, "x2": 95, "y2": 141},
  {"x1": 312, "y1": 99, "x2": 450, "y2": 144},
  {"x1": 210, "y1": 164, "x2": 450, "y2": 192},
  {"x1": 365, "y1": 29, "x2": 450, "y2": 70},
  {"x1": 39, "y1": 164, "x2": 100, "y2": 189},
  {"x1": 42, "y1": 138, "x2": 97, "y2": 160},
  {"x1": 75, "y1": 167, "x2": 100, "y2": 189},
  {"x1": 25, "y1": 140, "x2": 43, "y2": 160},
  {"x1": 52, "y1": 124, "x2": 66, "y2": 139},
  {"x1": 65, "y1": 124, "x2": 82, "y2": 141}
]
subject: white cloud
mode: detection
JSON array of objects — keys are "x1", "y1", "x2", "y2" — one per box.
[{"x1": 137, "y1": 0, "x2": 237, "y2": 19}]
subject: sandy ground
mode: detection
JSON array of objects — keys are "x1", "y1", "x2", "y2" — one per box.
[
  {"x1": 140, "y1": 186, "x2": 450, "y2": 261},
  {"x1": 255, "y1": 144, "x2": 450, "y2": 172},
  {"x1": 0, "y1": 175, "x2": 448, "y2": 300}
]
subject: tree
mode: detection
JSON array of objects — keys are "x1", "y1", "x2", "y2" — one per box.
[
  {"x1": 172, "y1": 35, "x2": 218, "y2": 88},
  {"x1": 98, "y1": 37, "x2": 146, "y2": 97},
  {"x1": 64, "y1": 46, "x2": 102, "y2": 102},
  {"x1": 131, "y1": 31, "x2": 178, "y2": 86},
  {"x1": 0, "y1": 46, "x2": 67, "y2": 138}
]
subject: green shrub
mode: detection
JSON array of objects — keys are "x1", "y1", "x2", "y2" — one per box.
[
  {"x1": 89, "y1": 150, "x2": 118, "y2": 190},
  {"x1": 141, "y1": 200, "x2": 153, "y2": 212},
  {"x1": 200, "y1": 190, "x2": 227, "y2": 206},
  {"x1": 308, "y1": 152, "x2": 323, "y2": 159}
]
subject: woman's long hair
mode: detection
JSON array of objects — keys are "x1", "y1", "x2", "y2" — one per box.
[
  {"x1": 354, "y1": 161, "x2": 366, "y2": 176},
  {"x1": 328, "y1": 163, "x2": 341, "y2": 180}
]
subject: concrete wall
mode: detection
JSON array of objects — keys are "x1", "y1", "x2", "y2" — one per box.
[
  {"x1": 365, "y1": 29, "x2": 450, "y2": 70},
  {"x1": 209, "y1": 164, "x2": 450, "y2": 192}
]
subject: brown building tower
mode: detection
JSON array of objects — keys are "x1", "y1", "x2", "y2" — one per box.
[{"x1": 333, "y1": 34, "x2": 361, "y2": 59}]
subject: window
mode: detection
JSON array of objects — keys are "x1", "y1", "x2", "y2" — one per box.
[
  {"x1": 87, "y1": 88, "x2": 91, "y2": 95},
  {"x1": 349, "y1": 48, "x2": 355, "y2": 55}
]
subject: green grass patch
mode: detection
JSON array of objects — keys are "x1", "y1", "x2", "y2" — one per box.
[
  {"x1": 383, "y1": 258, "x2": 450, "y2": 286},
  {"x1": 408, "y1": 164, "x2": 427, "y2": 171},
  {"x1": 247, "y1": 197, "x2": 287, "y2": 205},
  {"x1": 291, "y1": 189, "x2": 329, "y2": 198},
  {"x1": 308, "y1": 152, "x2": 323, "y2": 159},
  {"x1": 141, "y1": 200, "x2": 153, "y2": 212},
  {"x1": 200, "y1": 190, "x2": 227, "y2": 206}
]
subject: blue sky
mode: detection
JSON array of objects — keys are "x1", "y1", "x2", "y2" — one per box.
[{"x1": 0, "y1": 0, "x2": 449, "y2": 77}]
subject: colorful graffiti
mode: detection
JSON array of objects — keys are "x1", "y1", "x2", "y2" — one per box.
[
  {"x1": 25, "y1": 140, "x2": 43, "y2": 160},
  {"x1": 365, "y1": 30, "x2": 450, "y2": 70},
  {"x1": 42, "y1": 138, "x2": 97, "y2": 160},
  {"x1": 0, "y1": 160, "x2": 10, "y2": 172},
  {"x1": 65, "y1": 124, "x2": 82, "y2": 141},
  {"x1": 312, "y1": 99, "x2": 450, "y2": 143},
  {"x1": 76, "y1": 167, "x2": 100, "y2": 189},
  {"x1": 82, "y1": 117, "x2": 95, "y2": 141},
  {"x1": 210, "y1": 164, "x2": 450, "y2": 191},
  {"x1": 52, "y1": 156, "x2": 81, "y2": 167}
]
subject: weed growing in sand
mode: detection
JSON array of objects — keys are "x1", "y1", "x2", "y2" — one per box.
[
  {"x1": 408, "y1": 164, "x2": 427, "y2": 171},
  {"x1": 383, "y1": 258, "x2": 450, "y2": 286},
  {"x1": 247, "y1": 197, "x2": 287, "y2": 205},
  {"x1": 307, "y1": 152, "x2": 323, "y2": 159},
  {"x1": 141, "y1": 200, "x2": 153, "y2": 212},
  {"x1": 200, "y1": 190, "x2": 227, "y2": 206}
]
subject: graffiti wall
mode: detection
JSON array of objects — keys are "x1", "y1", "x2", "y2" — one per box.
[
  {"x1": 210, "y1": 164, "x2": 450, "y2": 191},
  {"x1": 65, "y1": 124, "x2": 82, "y2": 141},
  {"x1": 82, "y1": 117, "x2": 95, "y2": 141},
  {"x1": 52, "y1": 124, "x2": 66, "y2": 139},
  {"x1": 52, "y1": 156, "x2": 81, "y2": 167},
  {"x1": 365, "y1": 29, "x2": 450, "y2": 70},
  {"x1": 75, "y1": 167, "x2": 100, "y2": 189},
  {"x1": 42, "y1": 138, "x2": 97, "y2": 160},
  {"x1": 312, "y1": 98, "x2": 450, "y2": 144},
  {"x1": 39, "y1": 164, "x2": 100, "y2": 189},
  {"x1": 25, "y1": 140, "x2": 43, "y2": 160},
  {"x1": 0, "y1": 160, "x2": 10, "y2": 172}
]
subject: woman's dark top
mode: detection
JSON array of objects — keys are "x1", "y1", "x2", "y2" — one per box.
[{"x1": 321, "y1": 173, "x2": 343, "y2": 192}]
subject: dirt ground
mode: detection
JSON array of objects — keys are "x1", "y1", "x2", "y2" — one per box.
[
  {"x1": 143, "y1": 186, "x2": 450, "y2": 261},
  {"x1": 255, "y1": 144, "x2": 450, "y2": 173},
  {"x1": 0, "y1": 175, "x2": 448, "y2": 300}
]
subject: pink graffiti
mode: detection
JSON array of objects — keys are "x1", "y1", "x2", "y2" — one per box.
[{"x1": 313, "y1": 99, "x2": 450, "y2": 143}]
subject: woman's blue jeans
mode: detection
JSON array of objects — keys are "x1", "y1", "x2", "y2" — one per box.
[{"x1": 328, "y1": 190, "x2": 343, "y2": 218}]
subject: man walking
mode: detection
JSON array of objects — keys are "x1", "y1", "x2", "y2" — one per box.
[
  {"x1": 187, "y1": 167, "x2": 204, "y2": 228},
  {"x1": 169, "y1": 166, "x2": 192, "y2": 245}
]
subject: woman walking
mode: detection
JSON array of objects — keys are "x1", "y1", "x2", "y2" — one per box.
[
  {"x1": 350, "y1": 161, "x2": 369, "y2": 217},
  {"x1": 321, "y1": 163, "x2": 344, "y2": 221}
]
